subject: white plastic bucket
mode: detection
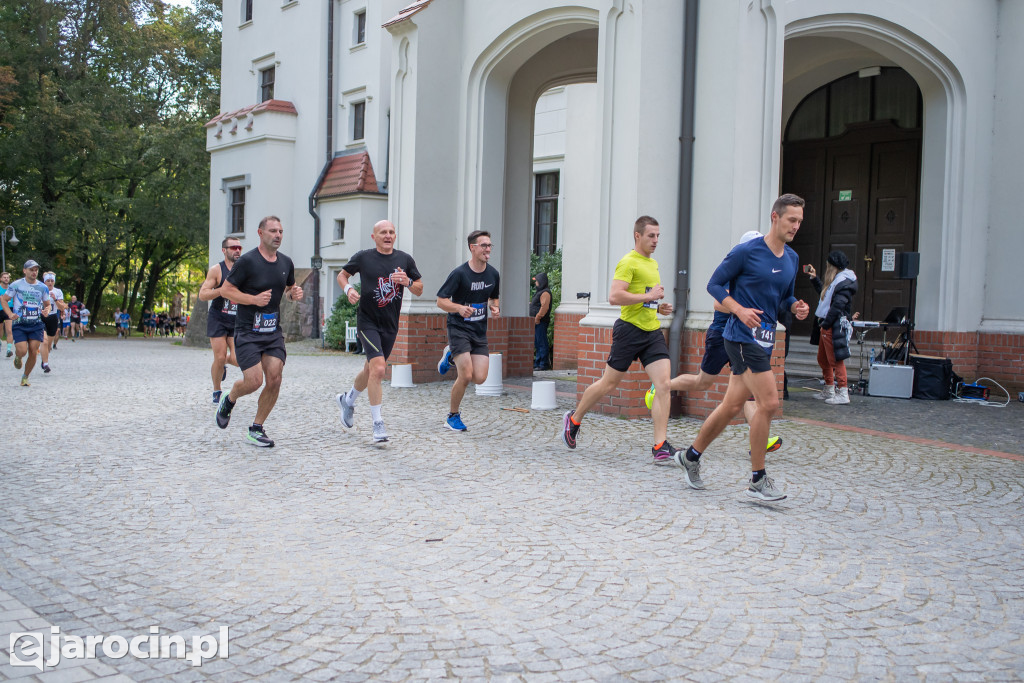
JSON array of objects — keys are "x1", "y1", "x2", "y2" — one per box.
[
  {"x1": 531, "y1": 381, "x2": 557, "y2": 410},
  {"x1": 475, "y1": 353, "x2": 503, "y2": 396},
  {"x1": 390, "y1": 363, "x2": 414, "y2": 388}
]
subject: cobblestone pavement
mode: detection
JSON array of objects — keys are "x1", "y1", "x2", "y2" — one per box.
[{"x1": 2, "y1": 338, "x2": 1023, "y2": 681}]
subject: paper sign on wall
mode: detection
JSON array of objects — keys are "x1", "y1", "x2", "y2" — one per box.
[{"x1": 881, "y1": 249, "x2": 896, "y2": 272}]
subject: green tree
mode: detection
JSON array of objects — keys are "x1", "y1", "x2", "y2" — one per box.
[{"x1": 0, "y1": 0, "x2": 221, "y2": 322}]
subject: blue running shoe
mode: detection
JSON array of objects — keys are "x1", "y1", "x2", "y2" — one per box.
[
  {"x1": 445, "y1": 412, "x2": 468, "y2": 431},
  {"x1": 438, "y1": 345, "x2": 452, "y2": 375}
]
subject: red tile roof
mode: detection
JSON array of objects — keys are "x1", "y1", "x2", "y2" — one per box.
[
  {"x1": 205, "y1": 99, "x2": 298, "y2": 127},
  {"x1": 383, "y1": 0, "x2": 433, "y2": 28},
  {"x1": 315, "y1": 152, "x2": 380, "y2": 198}
]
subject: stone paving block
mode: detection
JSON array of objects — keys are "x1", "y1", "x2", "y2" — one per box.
[{"x1": 1, "y1": 339, "x2": 1023, "y2": 680}]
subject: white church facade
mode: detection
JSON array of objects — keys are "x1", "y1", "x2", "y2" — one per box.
[{"x1": 207, "y1": 0, "x2": 1024, "y2": 416}]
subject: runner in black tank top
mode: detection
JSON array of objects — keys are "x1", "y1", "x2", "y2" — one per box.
[{"x1": 198, "y1": 236, "x2": 243, "y2": 404}]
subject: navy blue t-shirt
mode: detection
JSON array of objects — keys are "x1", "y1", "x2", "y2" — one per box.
[{"x1": 707, "y1": 237, "x2": 798, "y2": 348}]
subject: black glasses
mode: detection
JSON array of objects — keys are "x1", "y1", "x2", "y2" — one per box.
[{"x1": 473, "y1": 243, "x2": 493, "y2": 249}]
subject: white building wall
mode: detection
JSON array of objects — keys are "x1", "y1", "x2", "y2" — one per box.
[
  {"x1": 983, "y1": 0, "x2": 1024, "y2": 333},
  {"x1": 208, "y1": 0, "x2": 1022, "y2": 337}
]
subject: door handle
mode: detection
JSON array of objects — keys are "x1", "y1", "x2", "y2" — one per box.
[{"x1": 864, "y1": 255, "x2": 873, "y2": 263}]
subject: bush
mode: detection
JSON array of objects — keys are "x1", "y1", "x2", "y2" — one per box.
[
  {"x1": 530, "y1": 249, "x2": 562, "y2": 353},
  {"x1": 323, "y1": 286, "x2": 359, "y2": 350}
]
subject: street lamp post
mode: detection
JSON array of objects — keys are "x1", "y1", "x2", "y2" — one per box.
[{"x1": 1, "y1": 226, "x2": 19, "y2": 272}]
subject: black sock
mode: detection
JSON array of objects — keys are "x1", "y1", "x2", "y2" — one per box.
[
  {"x1": 752, "y1": 469, "x2": 766, "y2": 483},
  {"x1": 251, "y1": 422, "x2": 262, "y2": 431},
  {"x1": 448, "y1": 412, "x2": 457, "y2": 418},
  {"x1": 224, "y1": 395, "x2": 235, "y2": 408},
  {"x1": 686, "y1": 446, "x2": 702, "y2": 462}
]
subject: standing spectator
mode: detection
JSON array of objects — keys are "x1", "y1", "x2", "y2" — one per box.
[
  {"x1": 530, "y1": 272, "x2": 552, "y2": 371},
  {"x1": 806, "y1": 251, "x2": 858, "y2": 405}
]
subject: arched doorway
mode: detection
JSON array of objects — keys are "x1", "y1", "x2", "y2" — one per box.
[{"x1": 782, "y1": 67, "x2": 922, "y2": 335}]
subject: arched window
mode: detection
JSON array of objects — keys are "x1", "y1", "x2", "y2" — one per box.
[{"x1": 786, "y1": 68, "x2": 921, "y2": 142}]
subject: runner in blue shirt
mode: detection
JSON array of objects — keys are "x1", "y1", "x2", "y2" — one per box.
[
  {"x1": 0, "y1": 260, "x2": 52, "y2": 386},
  {"x1": 676, "y1": 195, "x2": 810, "y2": 502}
]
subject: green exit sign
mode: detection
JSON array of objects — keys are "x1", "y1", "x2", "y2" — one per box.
[{"x1": 838, "y1": 190, "x2": 852, "y2": 201}]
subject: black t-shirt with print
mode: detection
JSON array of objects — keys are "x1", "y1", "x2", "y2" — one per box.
[
  {"x1": 227, "y1": 247, "x2": 296, "y2": 336},
  {"x1": 343, "y1": 248, "x2": 421, "y2": 333},
  {"x1": 436, "y1": 262, "x2": 500, "y2": 336}
]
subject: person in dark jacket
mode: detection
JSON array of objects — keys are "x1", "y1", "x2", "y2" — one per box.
[
  {"x1": 530, "y1": 273, "x2": 552, "y2": 370},
  {"x1": 806, "y1": 250, "x2": 857, "y2": 404}
]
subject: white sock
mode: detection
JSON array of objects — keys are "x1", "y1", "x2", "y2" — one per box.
[
  {"x1": 370, "y1": 404, "x2": 383, "y2": 422},
  {"x1": 347, "y1": 387, "x2": 362, "y2": 403}
]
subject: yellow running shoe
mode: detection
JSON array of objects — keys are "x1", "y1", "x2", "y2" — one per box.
[
  {"x1": 644, "y1": 384, "x2": 655, "y2": 410},
  {"x1": 20, "y1": 376, "x2": 29, "y2": 387},
  {"x1": 766, "y1": 435, "x2": 782, "y2": 452}
]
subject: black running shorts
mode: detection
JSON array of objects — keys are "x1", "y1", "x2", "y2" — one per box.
[
  {"x1": 43, "y1": 314, "x2": 60, "y2": 337},
  {"x1": 700, "y1": 329, "x2": 731, "y2": 376},
  {"x1": 357, "y1": 324, "x2": 397, "y2": 362},
  {"x1": 206, "y1": 310, "x2": 236, "y2": 338},
  {"x1": 606, "y1": 319, "x2": 670, "y2": 372},
  {"x1": 234, "y1": 330, "x2": 287, "y2": 371},
  {"x1": 447, "y1": 325, "x2": 488, "y2": 357},
  {"x1": 724, "y1": 339, "x2": 772, "y2": 375}
]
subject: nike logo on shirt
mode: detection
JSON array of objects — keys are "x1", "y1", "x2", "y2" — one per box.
[{"x1": 772, "y1": 268, "x2": 782, "y2": 273}]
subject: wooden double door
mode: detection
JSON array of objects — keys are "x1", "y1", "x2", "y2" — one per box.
[{"x1": 782, "y1": 121, "x2": 921, "y2": 336}]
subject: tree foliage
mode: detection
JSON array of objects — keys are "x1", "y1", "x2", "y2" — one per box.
[{"x1": 0, "y1": 0, "x2": 221, "y2": 323}]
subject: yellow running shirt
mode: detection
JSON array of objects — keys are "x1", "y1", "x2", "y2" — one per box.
[{"x1": 612, "y1": 250, "x2": 662, "y2": 332}]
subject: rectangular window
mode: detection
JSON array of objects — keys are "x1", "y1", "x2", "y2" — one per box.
[
  {"x1": 352, "y1": 101, "x2": 365, "y2": 141},
  {"x1": 259, "y1": 66, "x2": 275, "y2": 103},
  {"x1": 533, "y1": 172, "x2": 559, "y2": 255},
  {"x1": 355, "y1": 10, "x2": 366, "y2": 45},
  {"x1": 334, "y1": 219, "x2": 345, "y2": 242},
  {"x1": 243, "y1": 0, "x2": 252, "y2": 22},
  {"x1": 229, "y1": 188, "x2": 245, "y2": 234}
]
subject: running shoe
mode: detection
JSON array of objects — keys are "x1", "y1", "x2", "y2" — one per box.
[
  {"x1": 372, "y1": 420, "x2": 390, "y2": 443},
  {"x1": 212, "y1": 390, "x2": 221, "y2": 405},
  {"x1": 673, "y1": 449, "x2": 706, "y2": 490},
  {"x1": 561, "y1": 410, "x2": 580, "y2": 449},
  {"x1": 644, "y1": 383, "x2": 655, "y2": 410},
  {"x1": 766, "y1": 435, "x2": 783, "y2": 453},
  {"x1": 42, "y1": 363, "x2": 51, "y2": 373},
  {"x1": 246, "y1": 425, "x2": 275, "y2": 448},
  {"x1": 652, "y1": 440, "x2": 680, "y2": 465},
  {"x1": 746, "y1": 474, "x2": 786, "y2": 501},
  {"x1": 437, "y1": 345, "x2": 452, "y2": 375},
  {"x1": 20, "y1": 376, "x2": 29, "y2": 387},
  {"x1": 215, "y1": 394, "x2": 234, "y2": 429},
  {"x1": 445, "y1": 413, "x2": 468, "y2": 431},
  {"x1": 336, "y1": 392, "x2": 355, "y2": 429},
  {"x1": 13, "y1": 355, "x2": 21, "y2": 370}
]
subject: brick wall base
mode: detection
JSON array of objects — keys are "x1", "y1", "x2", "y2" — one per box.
[
  {"x1": 553, "y1": 311, "x2": 584, "y2": 370},
  {"x1": 388, "y1": 313, "x2": 534, "y2": 384},
  {"x1": 913, "y1": 330, "x2": 1024, "y2": 393},
  {"x1": 573, "y1": 324, "x2": 787, "y2": 420},
  {"x1": 669, "y1": 328, "x2": 787, "y2": 421}
]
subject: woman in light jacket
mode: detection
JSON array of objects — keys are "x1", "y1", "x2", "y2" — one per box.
[{"x1": 806, "y1": 250, "x2": 858, "y2": 405}]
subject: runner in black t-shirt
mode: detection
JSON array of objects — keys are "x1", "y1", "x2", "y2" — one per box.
[
  {"x1": 198, "y1": 236, "x2": 242, "y2": 405},
  {"x1": 214, "y1": 216, "x2": 304, "y2": 447},
  {"x1": 435, "y1": 230, "x2": 500, "y2": 432},
  {"x1": 334, "y1": 220, "x2": 423, "y2": 443}
]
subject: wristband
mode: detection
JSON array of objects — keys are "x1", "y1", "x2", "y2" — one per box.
[{"x1": 344, "y1": 284, "x2": 353, "y2": 294}]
